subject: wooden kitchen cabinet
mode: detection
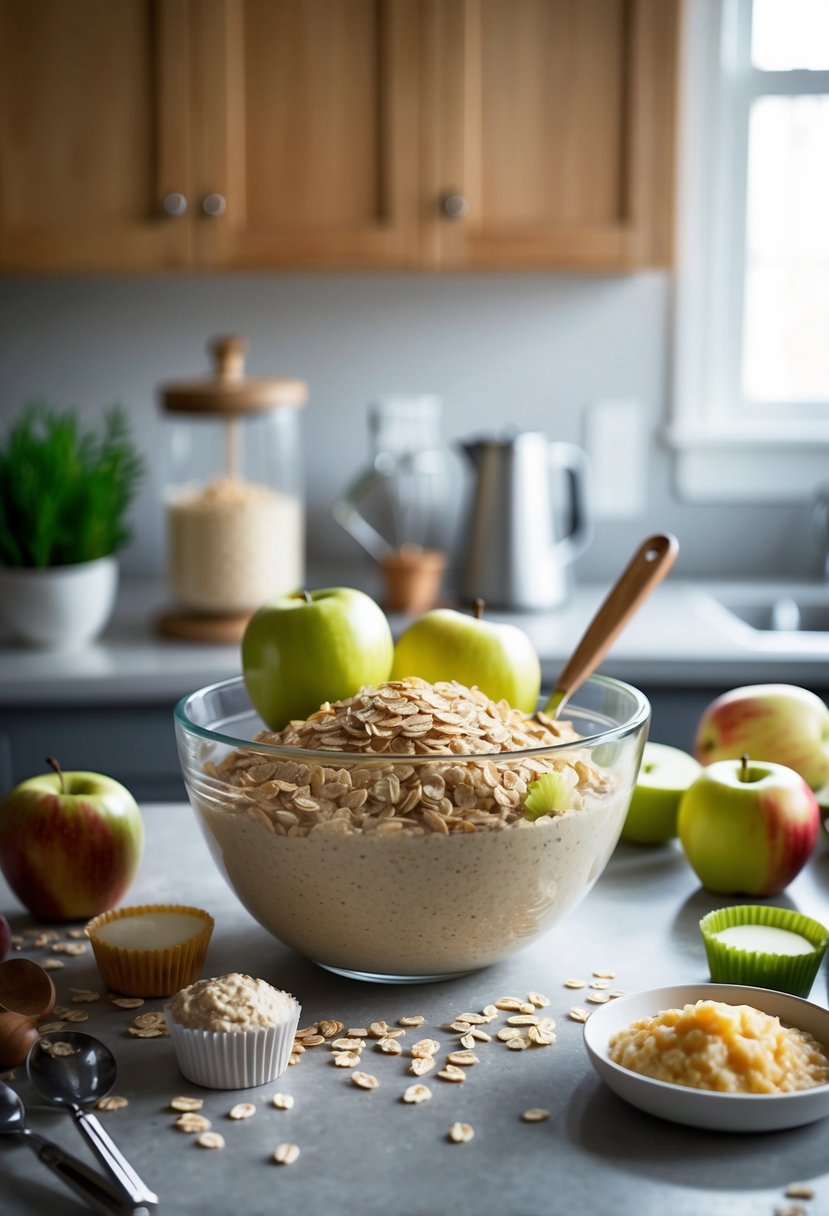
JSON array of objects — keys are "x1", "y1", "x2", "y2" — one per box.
[
  {"x1": 0, "y1": 0, "x2": 678, "y2": 274},
  {"x1": 0, "y1": 0, "x2": 194, "y2": 272},
  {"x1": 424, "y1": 0, "x2": 679, "y2": 269}
]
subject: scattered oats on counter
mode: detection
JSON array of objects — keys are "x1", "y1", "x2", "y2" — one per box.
[
  {"x1": 70, "y1": 988, "x2": 100, "y2": 1003},
  {"x1": 196, "y1": 1132, "x2": 225, "y2": 1150},
  {"x1": 170, "y1": 1097, "x2": 204, "y2": 1113},
  {"x1": 272, "y1": 1093, "x2": 294, "y2": 1110},
  {"x1": 785, "y1": 1184, "x2": 815, "y2": 1200},
  {"x1": 228, "y1": 1103, "x2": 256, "y2": 1120},
  {"x1": 175, "y1": 1113, "x2": 211, "y2": 1133},
  {"x1": 351, "y1": 1071, "x2": 379, "y2": 1090},
  {"x1": 402, "y1": 1084, "x2": 432, "y2": 1104},
  {"x1": 409, "y1": 1056, "x2": 435, "y2": 1076},
  {"x1": 411, "y1": 1039, "x2": 440, "y2": 1058},
  {"x1": 447, "y1": 1050, "x2": 479, "y2": 1067},
  {"x1": 437, "y1": 1064, "x2": 466, "y2": 1082},
  {"x1": 448, "y1": 1122, "x2": 474, "y2": 1143},
  {"x1": 333, "y1": 1052, "x2": 361, "y2": 1068},
  {"x1": 521, "y1": 1108, "x2": 551, "y2": 1123},
  {"x1": 273, "y1": 1142, "x2": 300, "y2": 1165},
  {"x1": 527, "y1": 992, "x2": 550, "y2": 1008},
  {"x1": 112, "y1": 998, "x2": 144, "y2": 1009},
  {"x1": 96, "y1": 1096, "x2": 128, "y2": 1111}
]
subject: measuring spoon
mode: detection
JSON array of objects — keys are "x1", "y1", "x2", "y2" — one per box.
[
  {"x1": 0, "y1": 1080, "x2": 129, "y2": 1215},
  {"x1": 27, "y1": 1032, "x2": 158, "y2": 1209}
]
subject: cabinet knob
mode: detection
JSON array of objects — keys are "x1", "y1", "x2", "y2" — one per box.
[
  {"x1": 161, "y1": 192, "x2": 188, "y2": 218},
  {"x1": 442, "y1": 193, "x2": 469, "y2": 220},
  {"x1": 201, "y1": 193, "x2": 227, "y2": 217}
]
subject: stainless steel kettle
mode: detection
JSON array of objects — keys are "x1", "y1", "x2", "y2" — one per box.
[{"x1": 458, "y1": 432, "x2": 592, "y2": 610}]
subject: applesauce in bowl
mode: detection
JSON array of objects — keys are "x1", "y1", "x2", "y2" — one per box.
[{"x1": 174, "y1": 673, "x2": 649, "y2": 982}]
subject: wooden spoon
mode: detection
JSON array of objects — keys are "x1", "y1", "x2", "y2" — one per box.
[
  {"x1": 544, "y1": 533, "x2": 679, "y2": 718},
  {"x1": 0, "y1": 957, "x2": 56, "y2": 1019}
]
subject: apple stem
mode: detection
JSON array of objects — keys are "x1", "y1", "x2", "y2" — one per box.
[
  {"x1": 473, "y1": 598, "x2": 485, "y2": 620},
  {"x1": 299, "y1": 590, "x2": 312, "y2": 605},
  {"x1": 46, "y1": 755, "x2": 65, "y2": 795},
  {"x1": 740, "y1": 753, "x2": 750, "y2": 783}
]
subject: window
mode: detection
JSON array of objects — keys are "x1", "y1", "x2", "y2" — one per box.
[{"x1": 669, "y1": 0, "x2": 829, "y2": 501}]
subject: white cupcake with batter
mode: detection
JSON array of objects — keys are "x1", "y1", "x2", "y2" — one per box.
[{"x1": 165, "y1": 972, "x2": 300, "y2": 1089}]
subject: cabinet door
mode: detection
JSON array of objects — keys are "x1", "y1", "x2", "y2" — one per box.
[
  {"x1": 0, "y1": 0, "x2": 193, "y2": 273},
  {"x1": 424, "y1": 0, "x2": 678, "y2": 270},
  {"x1": 195, "y1": 0, "x2": 421, "y2": 269}
]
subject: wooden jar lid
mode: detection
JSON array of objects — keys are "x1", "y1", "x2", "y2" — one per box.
[{"x1": 160, "y1": 335, "x2": 308, "y2": 415}]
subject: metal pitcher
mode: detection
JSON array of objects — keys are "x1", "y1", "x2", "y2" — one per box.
[{"x1": 458, "y1": 432, "x2": 592, "y2": 610}]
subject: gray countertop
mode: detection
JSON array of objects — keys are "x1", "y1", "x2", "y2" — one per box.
[
  {"x1": 2, "y1": 576, "x2": 829, "y2": 708},
  {"x1": 2, "y1": 802, "x2": 829, "y2": 1216}
]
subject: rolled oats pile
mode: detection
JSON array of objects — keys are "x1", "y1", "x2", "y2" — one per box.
[{"x1": 207, "y1": 678, "x2": 610, "y2": 837}]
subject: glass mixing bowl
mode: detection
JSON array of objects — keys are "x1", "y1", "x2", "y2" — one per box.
[{"x1": 175, "y1": 674, "x2": 649, "y2": 983}]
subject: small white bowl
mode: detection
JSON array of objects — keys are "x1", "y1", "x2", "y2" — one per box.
[{"x1": 583, "y1": 983, "x2": 829, "y2": 1133}]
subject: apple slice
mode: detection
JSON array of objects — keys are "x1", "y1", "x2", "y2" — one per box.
[{"x1": 620, "y1": 741, "x2": 702, "y2": 845}]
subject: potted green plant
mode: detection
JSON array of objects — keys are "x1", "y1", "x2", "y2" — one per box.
[{"x1": 0, "y1": 403, "x2": 144, "y2": 648}]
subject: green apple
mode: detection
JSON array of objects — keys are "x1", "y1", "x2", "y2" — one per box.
[
  {"x1": 242, "y1": 587, "x2": 394, "y2": 729},
  {"x1": 0, "y1": 758, "x2": 144, "y2": 921},
  {"x1": 695, "y1": 683, "x2": 829, "y2": 790},
  {"x1": 390, "y1": 606, "x2": 541, "y2": 711},
  {"x1": 621, "y1": 741, "x2": 702, "y2": 844},
  {"x1": 677, "y1": 756, "x2": 820, "y2": 895}
]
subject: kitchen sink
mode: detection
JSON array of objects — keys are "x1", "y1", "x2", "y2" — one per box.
[{"x1": 704, "y1": 587, "x2": 829, "y2": 635}]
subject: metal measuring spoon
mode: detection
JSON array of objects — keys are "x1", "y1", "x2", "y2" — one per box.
[
  {"x1": 27, "y1": 1032, "x2": 158, "y2": 1209},
  {"x1": 0, "y1": 1080, "x2": 129, "y2": 1215}
]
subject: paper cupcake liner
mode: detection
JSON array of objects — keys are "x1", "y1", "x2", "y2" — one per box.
[
  {"x1": 699, "y1": 904, "x2": 829, "y2": 998},
  {"x1": 165, "y1": 1003, "x2": 300, "y2": 1089},
  {"x1": 86, "y1": 904, "x2": 214, "y2": 997}
]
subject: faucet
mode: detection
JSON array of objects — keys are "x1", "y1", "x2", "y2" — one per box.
[{"x1": 811, "y1": 486, "x2": 829, "y2": 580}]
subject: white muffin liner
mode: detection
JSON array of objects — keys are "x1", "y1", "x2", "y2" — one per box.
[{"x1": 165, "y1": 1001, "x2": 300, "y2": 1090}]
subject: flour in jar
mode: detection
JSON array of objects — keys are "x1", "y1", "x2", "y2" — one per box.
[{"x1": 167, "y1": 476, "x2": 303, "y2": 613}]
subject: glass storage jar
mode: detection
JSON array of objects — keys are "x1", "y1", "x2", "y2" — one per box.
[{"x1": 156, "y1": 335, "x2": 308, "y2": 642}]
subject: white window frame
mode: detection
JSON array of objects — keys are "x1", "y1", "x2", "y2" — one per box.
[{"x1": 667, "y1": 0, "x2": 829, "y2": 502}]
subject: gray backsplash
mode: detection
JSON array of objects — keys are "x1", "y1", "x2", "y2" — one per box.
[{"x1": 0, "y1": 273, "x2": 819, "y2": 587}]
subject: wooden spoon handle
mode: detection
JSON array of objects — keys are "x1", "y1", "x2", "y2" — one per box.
[{"x1": 544, "y1": 533, "x2": 679, "y2": 716}]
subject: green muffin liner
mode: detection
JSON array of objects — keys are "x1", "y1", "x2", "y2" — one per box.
[{"x1": 699, "y1": 904, "x2": 829, "y2": 998}]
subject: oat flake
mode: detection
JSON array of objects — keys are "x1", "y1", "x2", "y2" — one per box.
[
  {"x1": 448, "y1": 1122, "x2": 474, "y2": 1143},
  {"x1": 402, "y1": 1084, "x2": 432, "y2": 1104},
  {"x1": 273, "y1": 1143, "x2": 300, "y2": 1165},
  {"x1": 196, "y1": 1132, "x2": 225, "y2": 1150},
  {"x1": 351, "y1": 1071, "x2": 379, "y2": 1090}
]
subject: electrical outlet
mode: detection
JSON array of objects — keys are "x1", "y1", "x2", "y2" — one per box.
[{"x1": 583, "y1": 399, "x2": 647, "y2": 519}]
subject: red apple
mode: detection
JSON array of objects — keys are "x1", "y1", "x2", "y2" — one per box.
[
  {"x1": 677, "y1": 756, "x2": 820, "y2": 895},
  {"x1": 0, "y1": 758, "x2": 144, "y2": 921},
  {"x1": 695, "y1": 684, "x2": 829, "y2": 790}
]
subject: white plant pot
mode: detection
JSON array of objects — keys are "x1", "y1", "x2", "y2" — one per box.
[{"x1": 0, "y1": 556, "x2": 118, "y2": 650}]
